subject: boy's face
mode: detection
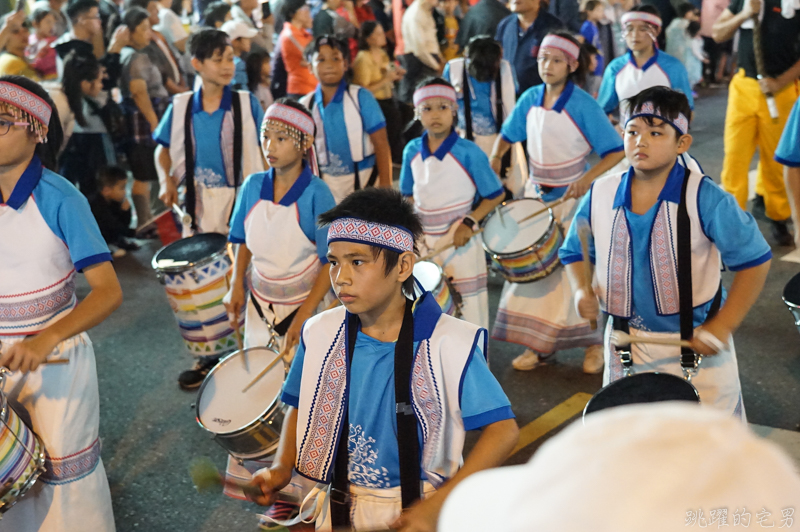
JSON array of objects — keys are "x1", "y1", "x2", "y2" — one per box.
[
  {"x1": 327, "y1": 241, "x2": 413, "y2": 315},
  {"x1": 262, "y1": 123, "x2": 307, "y2": 170},
  {"x1": 623, "y1": 21, "x2": 658, "y2": 53},
  {"x1": 193, "y1": 46, "x2": 236, "y2": 87},
  {"x1": 103, "y1": 180, "x2": 127, "y2": 202},
  {"x1": 234, "y1": 36, "x2": 252, "y2": 54},
  {"x1": 624, "y1": 116, "x2": 691, "y2": 172},
  {"x1": 417, "y1": 97, "x2": 455, "y2": 137},
  {"x1": 312, "y1": 45, "x2": 347, "y2": 87}
]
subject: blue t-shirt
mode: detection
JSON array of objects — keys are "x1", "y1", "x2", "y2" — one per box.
[
  {"x1": 559, "y1": 162, "x2": 772, "y2": 332},
  {"x1": 153, "y1": 85, "x2": 264, "y2": 188},
  {"x1": 597, "y1": 49, "x2": 695, "y2": 114},
  {"x1": 399, "y1": 131, "x2": 505, "y2": 202},
  {"x1": 776, "y1": 98, "x2": 800, "y2": 167},
  {"x1": 228, "y1": 163, "x2": 335, "y2": 262},
  {"x1": 442, "y1": 62, "x2": 498, "y2": 136},
  {"x1": 580, "y1": 20, "x2": 604, "y2": 75},
  {"x1": 495, "y1": 12, "x2": 565, "y2": 94},
  {"x1": 232, "y1": 55, "x2": 248, "y2": 88},
  {"x1": 281, "y1": 298, "x2": 514, "y2": 488},
  {"x1": 312, "y1": 80, "x2": 386, "y2": 176}
]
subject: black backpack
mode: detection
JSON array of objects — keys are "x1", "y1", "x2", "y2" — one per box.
[{"x1": 270, "y1": 33, "x2": 305, "y2": 99}]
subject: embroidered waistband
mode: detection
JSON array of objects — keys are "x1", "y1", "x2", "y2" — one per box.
[{"x1": 41, "y1": 437, "x2": 102, "y2": 485}]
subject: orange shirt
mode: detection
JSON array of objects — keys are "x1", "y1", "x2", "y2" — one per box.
[{"x1": 280, "y1": 22, "x2": 316, "y2": 96}]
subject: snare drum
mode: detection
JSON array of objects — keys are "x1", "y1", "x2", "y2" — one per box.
[
  {"x1": 583, "y1": 372, "x2": 700, "y2": 420},
  {"x1": 0, "y1": 377, "x2": 47, "y2": 514},
  {"x1": 782, "y1": 272, "x2": 800, "y2": 335},
  {"x1": 152, "y1": 233, "x2": 242, "y2": 357},
  {"x1": 413, "y1": 261, "x2": 461, "y2": 317},
  {"x1": 482, "y1": 199, "x2": 564, "y2": 283},
  {"x1": 196, "y1": 345, "x2": 287, "y2": 460}
]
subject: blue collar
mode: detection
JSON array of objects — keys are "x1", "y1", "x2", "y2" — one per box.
[
  {"x1": 191, "y1": 84, "x2": 233, "y2": 114},
  {"x1": 421, "y1": 130, "x2": 459, "y2": 161},
  {"x1": 613, "y1": 160, "x2": 686, "y2": 209},
  {"x1": 1, "y1": 155, "x2": 43, "y2": 210},
  {"x1": 314, "y1": 79, "x2": 347, "y2": 110},
  {"x1": 626, "y1": 49, "x2": 659, "y2": 71},
  {"x1": 534, "y1": 80, "x2": 575, "y2": 113},
  {"x1": 260, "y1": 162, "x2": 313, "y2": 205}
]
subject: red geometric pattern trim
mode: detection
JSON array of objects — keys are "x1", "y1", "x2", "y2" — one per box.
[
  {"x1": 0, "y1": 81, "x2": 52, "y2": 125},
  {"x1": 650, "y1": 203, "x2": 679, "y2": 315},
  {"x1": 328, "y1": 217, "x2": 414, "y2": 253},
  {"x1": 41, "y1": 438, "x2": 101, "y2": 485}
]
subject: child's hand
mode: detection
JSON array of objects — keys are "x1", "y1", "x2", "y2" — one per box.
[
  {"x1": 0, "y1": 333, "x2": 58, "y2": 373},
  {"x1": 565, "y1": 173, "x2": 594, "y2": 199},
  {"x1": 281, "y1": 306, "x2": 312, "y2": 359},
  {"x1": 248, "y1": 467, "x2": 292, "y2": 506},
  {"x1": 690, "y1": 320, "x2": 731, "y2": 356},
  {"x1": 223, "y1": 284, "x2": 246, "y2": 329},
  {"x1": 574, "y1": 288, "x2": 599, "y2": 321},
  {"x1": 391, "y1": 496, "x2": 440, "y2": 532},
  {"x1": 159, "y1": 177, "x2": 179, "y2": 209},
  {"x1": 452, "y1": 220, "x2": 473, "y2": 248}
]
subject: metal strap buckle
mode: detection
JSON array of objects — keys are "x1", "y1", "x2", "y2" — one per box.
[
  {"x1": 681, "y1": 355, "x2": 702, "y2": 382},
  {"x1": 329, "y1": 487, "x2": 350, "y2": 506},
  {"x1": 396, "y1": 402, "x2": 414, "y2": 416}
]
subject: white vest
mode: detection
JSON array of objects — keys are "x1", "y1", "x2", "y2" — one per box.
[
  {"x1": 295, "y1": 299, "x2": 484, "y2": 487},
  {"x1": 591, "y1": 167, "x2": 720, "y2": 318}
]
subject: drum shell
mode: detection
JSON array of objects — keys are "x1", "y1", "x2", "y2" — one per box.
[
  {"x1": 0, "y1": 391, "x2": 47, "y2": 513},
  {"x1": 782, "y1": 272, "x2": 800, "y2": 336}
]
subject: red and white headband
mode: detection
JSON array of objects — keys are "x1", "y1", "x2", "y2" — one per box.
[
  {"x1": 0, "y1": 82, "x2": 52, "y2": 127},
  {"x1": 539, "y1": 35, "x2": 580, "y2": 63},
  {"x1": 263, "y1": 103, "x2": 315, "y2": 137},
  {"x1": 621, "y1": 11, "x2": 662, "y2": 29},
  {"x1": 625, "y1": 101, "x2": 688, "y2": 135},
  {"x1": 413, "y1": 84, "x2": 457, "y2": 107},
  {"x1": 327, "y1": 218, "x2": 414, "y2": 254}
]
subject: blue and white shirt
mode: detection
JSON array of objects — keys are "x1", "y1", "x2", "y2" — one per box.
[
  {"x1": 153, "y1": 85, "x2": 264, "y2": 189},
  {"x1": 0, "y1": 156, "x2": 112, "y2": 336},
  {"x1": 597, "y1": 49, "x2": 694, "y2": 115},
  {"x1": 559, "y1": 162, "x2": 771, "y2": 332},
  {"x1": 580, "y1": 20, "x2": 604, "y2": 74},
  {"x1": 776, "y1": 98, "x2": 800, "y2": 167},
  {"x1": 281, "y1": 294, "x2": 514, "y2": 488},
  {"x1": 501, "y1": 81, "x2": 623, "y2": 188},
  {"x1": 443, "y1": 60, "x2": 508, "y2": 137}
]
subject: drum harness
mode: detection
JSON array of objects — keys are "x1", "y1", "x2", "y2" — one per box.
[
  {"x1": 329, "y1": 298, "x2": 421, "y2": 527},
  {"x1": 612, "y1": 166, "x2": 722, "y2": 382},
  {"x1": 248, "y1": 294, "x2": 299, "y2": 338}
]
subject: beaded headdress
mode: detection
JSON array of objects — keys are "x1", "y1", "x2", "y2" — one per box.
[
  {"x1": 0, "y1": 81, "x2": 52, "y2": 143},
  {"x1": 261, "y1": 102, "x2": 319, "y2": 175}
]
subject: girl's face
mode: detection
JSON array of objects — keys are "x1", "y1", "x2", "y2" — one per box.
[
  {"x1": 260, "y1": 58, "x2": 271, "y2": 84},
  {"x1": 590, "y1": 4, "x2": 604, "y2": 21},
  {"x1": 0, "y1": 110, "x2": 40, "y2": 167},
  {"x1": 623, "y1": 21, "x2": 657, "y2": 53},
  {"x1": 34, "y1": 13, "x2": 56, "y2": 38},
  {"x1": 293, "y1": 5, "x2": 312, "y2": 29},
  {"x1": 366, "y1": 25, "x2": 386, "y2": 48},
  {"x1": 81, "y1": 68, "x2": 105, "y2": 98},
  {"x1": 262, "y1": 123, "x2": 308, "y2": 170},
  {"x1": 537, "y1": 48, "x2": 572, "y2": 85},
  {"x1": 130, "y1": 19, "x2": 153, "y2": 48},
  {"x1": 312, "y1": 44, "x2": 347, "y2": 87},
  {"x1": 417, "y1": 96, "x2": 455, "y2": 137}
]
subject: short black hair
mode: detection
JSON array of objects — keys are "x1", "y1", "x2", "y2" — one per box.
[
  {"x1": 189, "y1": 28, "x2": 231, "y2": 61},
  {"x1": 309, "y1": 34, "x2": 349, "y2": 63},
  {"x1": 625, "y1": 86, "x2": 692, "y2": 136},
  {"x1": 465, "y1": 35, "x2": 502, "y2": 82},
  {"x1": 202, "y1": 1, "x2": 231, "y2": 27},
  {"x1": 318, "y1": 188, "x2": 423, "y2": 294},
  {"x1": 66, "y1": 0, "x2": 99, "y2": 21},
  {"x1": 677, "y1": 2, "x2": 697, "y2": 17},
  {"x1": 630, "y1": 4, "x2": 660, "y2": 18},
  {"x1": 687, "y1": 20, "x2": 701, "y2": 38},
  {"x1": 281, "y1": 0, "x2": 307, "y2": 22},
  {"x1": 126, "y1": 0, "x2": 158, "y2": 11},
  {"x1": 122, "y1": 6, "x2": 150, "y2": 31},
  {"x1": 98, "y1": 166, "x2": 128, "y2": 189}
]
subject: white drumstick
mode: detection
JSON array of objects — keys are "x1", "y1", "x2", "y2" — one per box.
[
  {"x1": 610, "y1": 330, "x2": 692, "y2": 348},
  {"x1": 172, "y1": 203, "x2": 192, "y2": 226}
]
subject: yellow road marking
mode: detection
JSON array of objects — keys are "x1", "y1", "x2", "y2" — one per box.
[{"x1": 510, "y1": 392, "x2": 593, "y2": 456}]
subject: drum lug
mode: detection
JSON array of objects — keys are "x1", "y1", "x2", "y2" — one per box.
[
  {"x1": 618, "y1": 349, "x2": 634, "y2": 377},
  {"x1": 189, "y1": 271, "x2": 200, "y2": 284}
]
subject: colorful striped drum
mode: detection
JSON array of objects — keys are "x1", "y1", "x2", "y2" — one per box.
[
  {"x1": 413, "y1": 261, "x2": 461, "y2": 317},
  {"x1": 152, "y1": 233, "x2": 244, "y2": 357},
  {"x1": 0, "y1": 389, "x2": 46, "y2": 513},
  {"x1": 482, "y1": 199, "x2": 564, "y2": 283}
]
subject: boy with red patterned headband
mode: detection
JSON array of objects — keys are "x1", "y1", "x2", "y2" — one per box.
[{"x1": 248, "y1": 187, "x2": 518, "y2": 532}]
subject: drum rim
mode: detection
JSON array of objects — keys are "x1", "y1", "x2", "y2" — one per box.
[
  {"x1": 195, "y1": 346, "x2": 284, "y2": 436},
  {"x1": 582, "y1": 371, "x2": 700, "y2": 421},
  {"x1": 0, "y1": 432, "x2": 46, "y2": 512},
  {"x1": 782, "y1": 273, "x2": 800, "y2": 306},
  {"x1": 151, "y1": 233, "x2": 230, "y2": 273},
  {"x1": 481, "y1": 199, "x2": 558, "y2": 257}
]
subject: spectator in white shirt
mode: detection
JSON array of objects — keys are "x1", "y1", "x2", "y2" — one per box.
[{"x1": 397, "y1": 0, "x2": 440, "y2": 103}]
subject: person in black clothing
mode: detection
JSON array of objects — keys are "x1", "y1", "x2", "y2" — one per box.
[
  {"x1": 456, "y1": 0, "x2": 510, "y2": 49},
  {"x1": 90, "y1": 166, "x2": 139, "y2": 256}
]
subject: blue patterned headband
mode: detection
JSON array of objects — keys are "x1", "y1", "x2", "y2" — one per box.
[
  {"x1": 625, "y1": 101, "x2": 689, "y2": 135},
  {"x1": 327, "y1": 218, "x2": 414, "y2": 254}
]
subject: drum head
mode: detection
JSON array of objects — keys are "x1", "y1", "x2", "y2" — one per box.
[
  {"x1": 783, "y1": 272, "x2": 800, "y2": 307},
  {"x1": 583, "y1": 373, "x2": 699, "y2": 418},
  {"x1": 197, "y1": 347, "x2": 284, "y2": 434},
  {"x1": 413, "y1": 261, "x2": 443, "y2": 292},
  {"x1": 483, "y1": 199, "x2": 553, "y2": 255},
  {"x1": 154, "y1": 233, "x2": 228, "y2": 264}
]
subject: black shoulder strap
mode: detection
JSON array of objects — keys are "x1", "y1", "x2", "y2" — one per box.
[
  {"x1": 462, "y1": 61, "x2": 473, "y2": 141},
  {"x1": 676, "y1": 165, "x2": 696, "y2": 370},
  {"x1": 229, "y1": 91, "x2": 243, "y2": 224},
  {"x1": 495, "y1": 67, "x2": 504, "y2": 131},
  {"x1": 394, "y1": 298, "x2": 421, "y2": 509},
  {"x1": 183, "y1": 98, "x2": 197, "y2": 230}
]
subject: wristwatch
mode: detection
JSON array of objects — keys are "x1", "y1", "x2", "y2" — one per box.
[{"x1": 461, "y1": 216, "x2": 478, "y2": 231}]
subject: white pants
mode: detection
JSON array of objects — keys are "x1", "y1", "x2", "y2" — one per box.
[{"x1": 0, "y1": 334, "x2": 115, "y2": 532}]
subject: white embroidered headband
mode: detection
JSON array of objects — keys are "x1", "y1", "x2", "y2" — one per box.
[
  {"x1": 625, "y1": 101, "x2": 689, "y2": 135},
  {"x1": 263, "y1": 103, "x2": 315, "y2": 137},
  {"x1": 327, "y1": 218, "x2": 414, "y2": 254},
  {"x1": 621, "y1": 11, "x2": 662, "y2": 29},
  {"x1": 539, "y1": 35, "x2": 580, "y2": 63},
  {"x1": 413, "y1": 84, "x2": 457, "y2": 107}
]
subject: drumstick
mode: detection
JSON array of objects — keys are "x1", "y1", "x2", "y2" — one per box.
[
  {"x1": 516, "y1": 196, "x2": 569, "y2": 225},
  {"x1": 172, "y1": 203, "x2": 192, "y2": 227},
  {"x1": 610, "y1": 331, "x2": 692, "y2": 348},
  {"x1": 242, "y1": 351, "x2": 286, "y2": 393},
  {"x1": 576, "y1": 219, "x2": 597, "y2": 330},
  {"x1": 189, "y1": 457, "x2": 297, "y2": 502}
]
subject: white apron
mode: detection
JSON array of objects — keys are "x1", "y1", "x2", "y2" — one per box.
[{"x1": 614, "y1": 58, "x2": 672, "y2": 116}]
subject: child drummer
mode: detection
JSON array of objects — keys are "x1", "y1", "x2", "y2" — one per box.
[
  {"x1": 0, "y1": 76, "x2": 121, "y2": 531},
  {"x1": 248, "y1": 187, "x2": 519, "y2": 531},
  {"x1": 488, "y1": 32, "x2": 625, "y2": 374},
  {"x1": 560, "y1": 87, "x2": 771, "y2": 418},
  {"x1": 399, "y1": 78, "x2": 505, "y2": 328}
]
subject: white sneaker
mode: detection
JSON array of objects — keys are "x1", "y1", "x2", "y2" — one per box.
[
  {"x1": 512, "y1": 349, "x2": 546, "y2": 371},
  {"x1": 583, "y1": 345, "x2": 604, "y2": 374}
]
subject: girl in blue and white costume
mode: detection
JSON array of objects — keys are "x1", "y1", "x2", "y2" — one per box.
[
  {"x1": 222, "y1": 99, "x2": 336, "y2": 498},
  {"x1": 598, "y1": 6, "x2": 694, "y2": 118},
  {"x1": 488, "y1": 33, "x2": 625, "y2": 374},
  {"x1": 0, "y1": 76, "x2": 121, "y2": 532}
]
